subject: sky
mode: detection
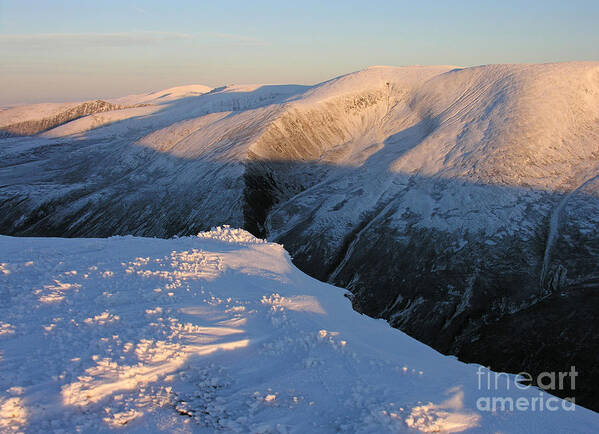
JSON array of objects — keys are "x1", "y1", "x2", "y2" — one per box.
[{"x1": 1, "y1": 0, "x2": 598, "y2": 105}]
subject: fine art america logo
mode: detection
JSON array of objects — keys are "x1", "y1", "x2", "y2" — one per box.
[{"x1": 476, "y1": 366, "x2": 578, "y2": 412}]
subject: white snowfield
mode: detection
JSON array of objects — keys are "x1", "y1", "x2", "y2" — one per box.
[
  {"x1": 0, "y1": 227, "x2": 597, "y2": 433},
  {"x1": 3, "y1": 62, "x2": 598, "y2": 193},
  {"x1": 1, "y1": 63, "x2": 598, "y2": 240}
]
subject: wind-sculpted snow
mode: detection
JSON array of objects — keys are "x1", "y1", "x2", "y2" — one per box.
[
  {"x1": 1, "y1": 230, "x2": 597, "y2": 432},
  {"x1": 1, "y1": 62, "x2": 599, "y2": 411}
]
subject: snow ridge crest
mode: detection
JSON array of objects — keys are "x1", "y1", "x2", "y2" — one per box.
[{"x1": 197, "y1": 225, "x2": 267, "y2": 244}]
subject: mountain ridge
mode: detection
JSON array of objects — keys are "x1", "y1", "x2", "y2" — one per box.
[{"x1": 1, "y1": 61, "x2": 598, "y2": 410}]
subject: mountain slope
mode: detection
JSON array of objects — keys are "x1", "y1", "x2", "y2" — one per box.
[
  {"x1": 1, "y1": 227, "x2": 597, "y2": 432},
  {"x1": 1, "y1": 62, "x2": 598, "y2": 411}
]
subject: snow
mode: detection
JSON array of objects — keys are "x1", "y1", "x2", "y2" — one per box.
[
  {"x1": 109, "y1": 85, "x2": 215, "y2": 106},
  {"x1": 0, "y1": 102, "x2": 80, "y2": 127},
  {"x1": 390, "y1": 62, "x2": 599, "y2": 191},
  {"x1": 1, "y1": 227, "x2": 597, "y2": 432},
  {"x1": 41, "y1": 105, "x2": 163, "y2": 138},
  {"x1": 539, "y1": 173, "x2": 599, "y2": 287},
  {"x1": 295, "y1": 65, "x2": 457, "y2": 107},
  {"x1": 0, "y1": 82, "x2": 308, "y2": 141},
  {"x1": 258, "y1": 61, "x2": 599, "y2": 266},
  {"x1": 0, "y1": 85, "x2": 214, "y2": 127},
  {"x1": 0, "y1": 84, "x2": 216, "y2": 137},
  {"x1": 3, "y1": 63, "x2": 598, "y2": 193}
]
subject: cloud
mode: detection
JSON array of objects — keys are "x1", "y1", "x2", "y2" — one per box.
[
  {"x1": 132, "y1": 6, "x2": 150, "y2": 16},
  {"x1": 201, "y1": 32, "x2": 269, "y2": 47},
  {"x1": 0, "y1": 31, "x2": 268, "y2": 49},
  {"x1": 0, "y1": 32, "x2": 191, "y2": 48}
]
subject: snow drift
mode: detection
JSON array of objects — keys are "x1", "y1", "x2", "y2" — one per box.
[{"x1": 1, "y1": 227, "x2": 597, "y2": 432}]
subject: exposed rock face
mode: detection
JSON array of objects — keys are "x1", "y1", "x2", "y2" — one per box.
[{"x1": 1, "y1": 63, "x2": 598, "y2": 410}]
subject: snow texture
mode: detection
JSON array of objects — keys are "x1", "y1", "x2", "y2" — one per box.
[{"x1": 0, "y1": 227, "x2": 597, "y2": 432}]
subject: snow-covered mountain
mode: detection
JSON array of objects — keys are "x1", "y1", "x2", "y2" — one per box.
[
  {"x1": 1, "y1": 62, "x2": 598, "y2": 411},
  {"x1": 1, "y1": 227, "x2": 597, "y2": 432}
]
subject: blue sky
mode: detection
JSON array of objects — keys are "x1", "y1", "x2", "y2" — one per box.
[{"x1": 1, "y1": 0, "x2": 598, "y2": 104}]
